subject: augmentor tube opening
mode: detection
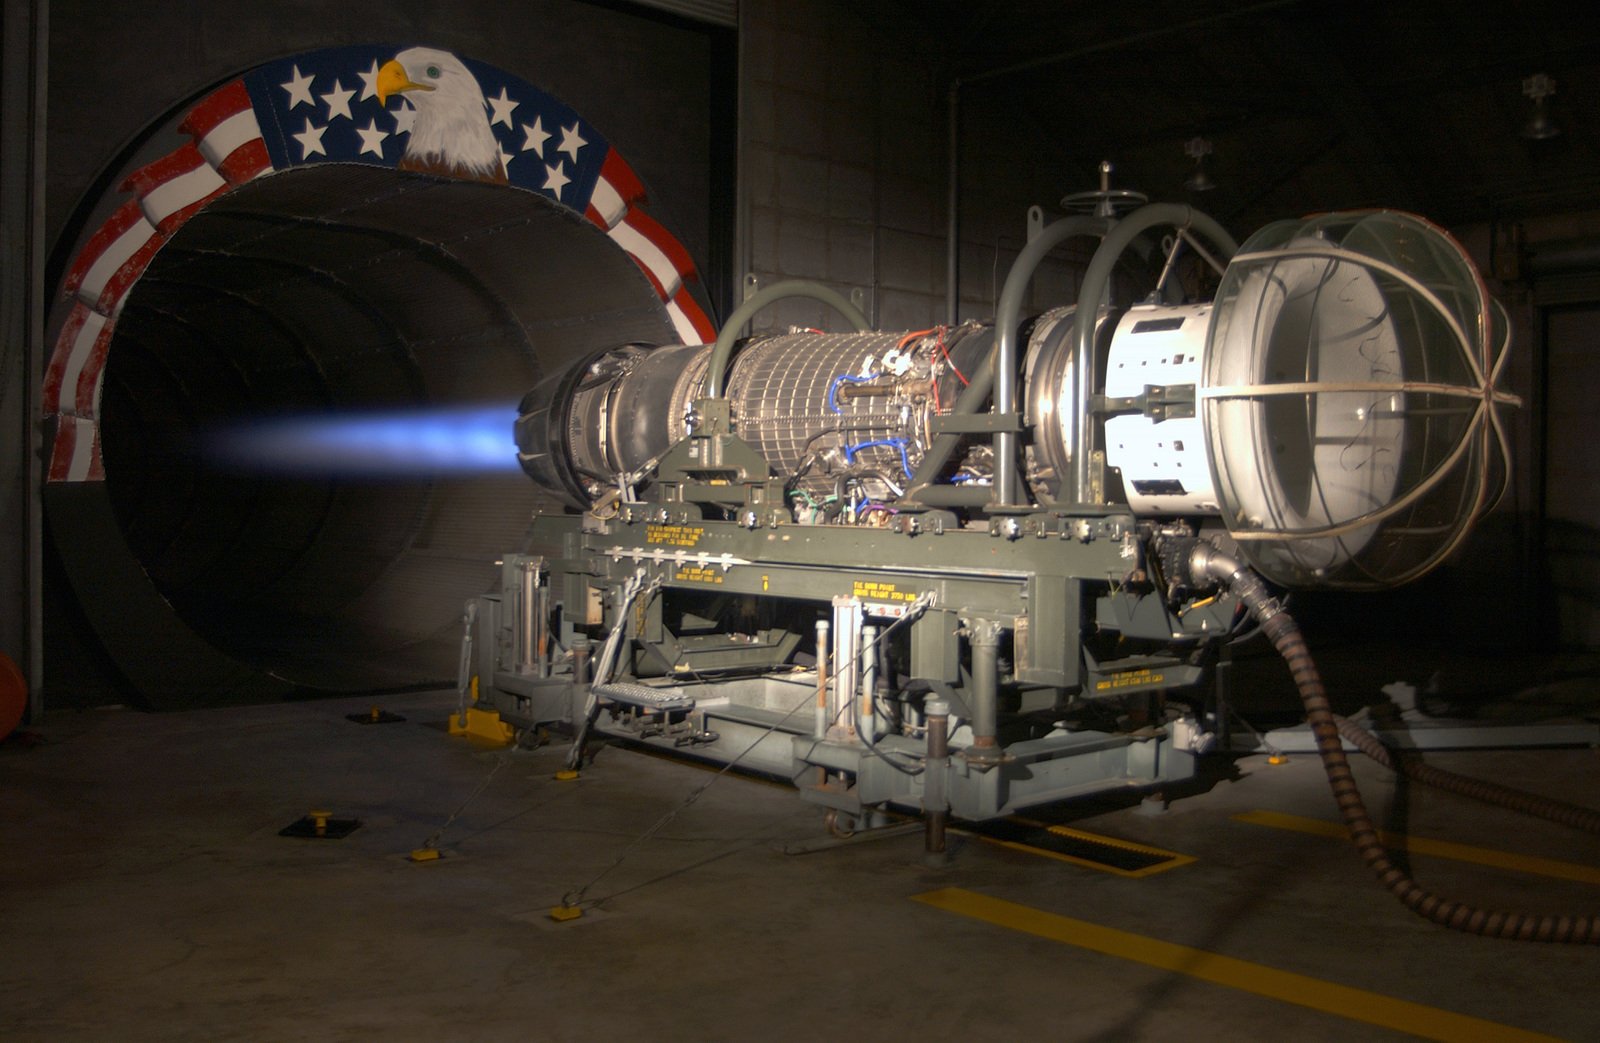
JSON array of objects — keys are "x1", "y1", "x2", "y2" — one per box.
[{"x1": 59, "y1": 166, "x2": 681, "y2": 704}]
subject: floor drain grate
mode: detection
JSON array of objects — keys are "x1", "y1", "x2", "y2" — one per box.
[
  {"x1": 969, "y1": 819, "x2": 1194, "y2": 877},
  {"x1": 280, "y1": 812, "x2": 362, "y2": 839},
  {"x1": 347, "y1": 707, "x2": 406, "y2": 725}
]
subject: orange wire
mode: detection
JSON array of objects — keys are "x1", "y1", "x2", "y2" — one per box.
[{"x1": 938, "y1": 327, "x2": 968, "y2": 385}]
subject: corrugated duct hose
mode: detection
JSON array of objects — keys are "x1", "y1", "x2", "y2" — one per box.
[{"x1": 1188, "y1": 541, "x2": 1600, "y2": 943}]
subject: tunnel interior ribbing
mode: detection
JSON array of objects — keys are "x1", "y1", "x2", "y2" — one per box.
[{"x1": 96, "y1": 164, "x2": 676, "y2": 690}]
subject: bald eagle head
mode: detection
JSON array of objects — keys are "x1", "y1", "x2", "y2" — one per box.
[{"x1": 378, "y1": 47, "x2": 506, "y2": 184}]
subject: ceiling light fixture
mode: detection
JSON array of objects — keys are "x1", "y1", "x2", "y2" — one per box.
[
  {"x1": 1183, "y1": 136, "x2": 1216, "y2": 192},
  {"x1": 1522, "y1": 73, "x2": 1561, "y2": 140}
]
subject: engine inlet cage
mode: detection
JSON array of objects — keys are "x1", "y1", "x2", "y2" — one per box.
[{"x1": 1199, "y1": 211, "x2": 1519, "y2": 589}]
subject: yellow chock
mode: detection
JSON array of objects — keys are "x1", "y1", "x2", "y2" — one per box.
[
  {"x1": 311, "y1": 810, "x2": 332, "y2": 837},
  {"x1": 1267, "y1": 753, "x2": 1288, "y2": 765},
  {"x1": 554, "y1": 769, "x2": 581, "y2": 782},
  {"x1": 448, "y1": 705, "x2": 516, "y2": 746},
  {"x1": 549, "y1": 904, "x2": 583, "y2": 922},
  {"x1": 409, "y1": 847, "x2": 442, "y2": 863}
]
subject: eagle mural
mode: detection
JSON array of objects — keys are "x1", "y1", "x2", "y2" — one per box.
[
  {"x1": 377, "y1": 46, "x2": 508, "y2": 184},
  {"x1": 45, "y1": 43, "x2": 719, "y2": 482}
]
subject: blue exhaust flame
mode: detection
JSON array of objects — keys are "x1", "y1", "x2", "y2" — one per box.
[{"x1": 207, "y1": 403, "x2": 522, "y2": 478}]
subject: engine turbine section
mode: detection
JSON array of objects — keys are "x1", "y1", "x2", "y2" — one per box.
[{"x1": 516, "y1": 326, "x2": 992, "y2": 512}]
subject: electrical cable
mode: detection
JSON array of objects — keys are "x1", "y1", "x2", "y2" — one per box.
[
  {"x1": 415, "y1": 740, "x2": 519, "y2": 854},
  {"x1": 1222, "y1": 704, "x2": 1282, "y2": 760},
  {"x1": 557, "y1": 677, "x2": 817, "y2": 913},
  {"x1": 936, "y1": 326, "x2": 968, "y2": 385},
  {"x1": 844, "y1": 438, "x2": 912, "y2": 480},
  {"x1": 897, "y1": 327, "x2": 939, "y2": 349},
  {"x1": 556, "y1": 593, "x2": 936, "y2": 913},
  {"x1": 827, "y1": 373, "x2": 878, "y2": 414}
]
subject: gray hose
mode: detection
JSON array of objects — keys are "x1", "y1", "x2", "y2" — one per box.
[
  {"x1": 1191, "y1": 542, "x2": 1600, "y2": 943},
  {"x1": 909, "y1": 216, "x2": 1111, "y2": 502},
  {"x1": 990, "y1": 215, "x2": 1113, "y2": 505},
  {"x1": 1065, "y1": 207, "x2": 1236, "y2": 503},
  {"x1": 704, "y1": 280, "x2": 871, "y2": 400}
]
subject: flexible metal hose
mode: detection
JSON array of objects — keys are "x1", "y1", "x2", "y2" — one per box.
[
  {"x1": 1191, "y1": 542, "x2": 1600, "y2": 943},
  {"x1": 1332, "y1": 715, "x2": 1600, "y2": 836}
]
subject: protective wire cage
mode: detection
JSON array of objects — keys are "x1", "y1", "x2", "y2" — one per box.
[{"x1": 1201, "y1": 210, "x2": 1519, "y2": 589}]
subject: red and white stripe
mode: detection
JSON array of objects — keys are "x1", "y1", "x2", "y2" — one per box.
[
  {"x1": 585, "y1": 149, "x2": 714, "y2": 344},
  {"x1": 62, "y1": 199, "x2": 164, "y2": 316},
  {"x1": 664, "y1": 286, "x2": 714, "y2": 347},
  {"x1": 122, "y1": 143, "x2": 230, "y2": 235},
  {"x1": 608, "y1": 209, "x2": 693, "y2": 300},
  {"x1": 43, "y1": 303, "x2": 113, "y2": 419},
  {"x1": 47, "y1": 415, "x2": 106, "y2": 483},
  {"x1": 584, "y1": 149, "x2": 646, "y2": 232},
  {"x1": 179, "y1": 79, "x2": 271, "y2": 183},
  {"x1": 45, "y1": 78, "x2": 271, "y2": 482}
]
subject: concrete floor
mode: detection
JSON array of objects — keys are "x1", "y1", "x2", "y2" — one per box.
[{"x1": 3, "y1": 670, "x2": 1599, "y2": 1042}]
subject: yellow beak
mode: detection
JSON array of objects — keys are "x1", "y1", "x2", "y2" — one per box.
[{"x1": 376, "y1": 59, "x2": 432, "y2": 105}]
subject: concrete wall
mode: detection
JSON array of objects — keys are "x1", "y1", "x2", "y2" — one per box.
[
  {"x1": 736, "y1": 0, "x2": 1090, "y2": 335},
  {"x1": 1513, "y1": 212, "x2": 1600, "y2": 650},
  {"x1": 737, "y1": 0, "x2": 941, "y2": 333},
  {"x1": 0, "y1": 2, "x2": 48, "y2": 711}
]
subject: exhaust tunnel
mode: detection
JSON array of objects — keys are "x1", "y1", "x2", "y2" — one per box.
[{"x1": 45, "y1": 47, "x2": 709, "y2": 708}]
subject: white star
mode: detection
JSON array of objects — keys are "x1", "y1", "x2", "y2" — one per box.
[
  {"x1": 356, "y1": 119, "x2": 388, "y2": 158},
  {"x1": 520, "y1": 116, "x2": 550, "y2": 156},
  {"x1": 557, "y1": 122, "x2": 587, "y2": 162},
  {"x1": 486, "y1": 86, "x2": 519, "y2": 129},
  {"x1": 543, "y1": 162, "x2": 571, "y2": 198},
  {"x1": 391, "y1": 101, "x2": 416, "y2": 136},
  {"x1": 322, "y1": 79, "x2": 355, "y2": 121},
  {"x1": 357, "y1": 59, "x2": 383, "y2": 102},
  {"x1": 281, "y1": 65, "x2": 316, "y2": 110},
  {"x1": 293, "y1": 117, "x2": 328, "y2": 159},
  {"x1": 499, "y1": 146, "x2": 515, "y2": 174}
]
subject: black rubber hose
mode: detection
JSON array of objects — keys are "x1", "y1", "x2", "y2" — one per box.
[{"x1": 1197, "y1": 544, "x2": 1600, "y2": 943}]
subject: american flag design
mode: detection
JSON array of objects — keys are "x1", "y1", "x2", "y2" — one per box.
[{"x1": 44, "y1": 44, "x2": 715, "y2": 483}]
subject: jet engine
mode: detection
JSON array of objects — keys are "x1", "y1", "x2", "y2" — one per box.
[{"x1": 460, "y1": 199, "x2": 1516, "y2": 832}]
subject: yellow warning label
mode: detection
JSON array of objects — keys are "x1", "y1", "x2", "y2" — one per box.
[
  {"x1": 647, "y1": 524, "x2": 704, "y2": 547},
  {"x1": 852, "y1": 580, "x2": 914, "y2": 603},
  {"x1": 1095, "y1": 668, "x2": 1166, "y2": 692},
  {"x1": 675, "y1": 566, "x2": 724, "y2": 585}
]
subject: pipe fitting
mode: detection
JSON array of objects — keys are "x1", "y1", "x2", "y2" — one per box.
[{"x1": 1188, "y1": 540, "x2": 1286, "y2": 631}]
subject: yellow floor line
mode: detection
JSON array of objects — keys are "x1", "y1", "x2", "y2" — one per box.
[
  {"x1": 1236, "y1": 809, "x2": 1600, "y2": 886},
  {"x1": 912, "y1": 887, "x2": 1563, "y2": 1043}
]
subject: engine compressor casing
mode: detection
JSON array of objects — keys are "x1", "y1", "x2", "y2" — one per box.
[{"x1": 516, "y1": 326, "x2": 993, "y2": 508}]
